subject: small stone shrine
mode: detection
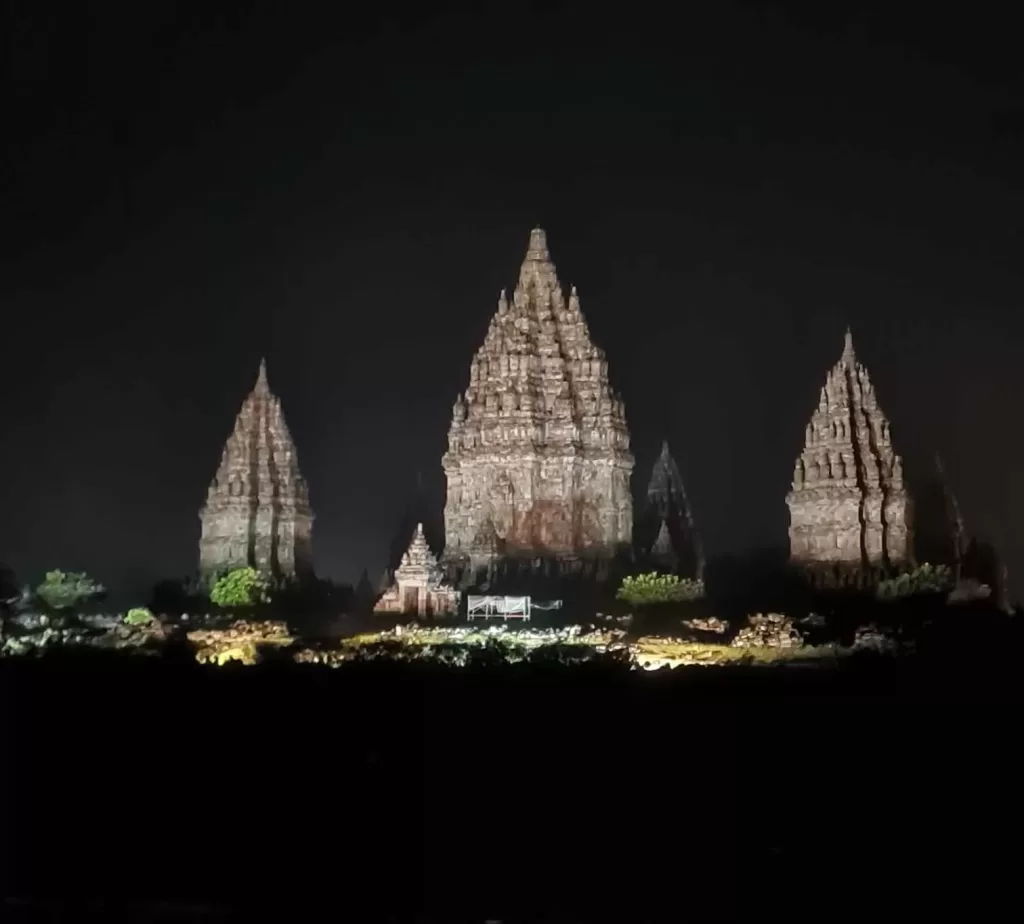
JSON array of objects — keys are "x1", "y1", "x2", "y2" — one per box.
[{"x1": 375, "y1": 523, "x2": 461, "y2": 618}]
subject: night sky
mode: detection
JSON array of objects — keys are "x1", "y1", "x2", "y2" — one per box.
[{"x1": 3, "y1": 3, "x2": 1023, "y2": 604}]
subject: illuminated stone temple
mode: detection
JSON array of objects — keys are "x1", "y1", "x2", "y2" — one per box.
[
  {"x1": 375, "y1": 523, "x2": 461, "y2": 617},
  {"x1": 786, "y1": 330, "x2": 912, "y2": 575},
  {"x1": 442, "y1": 228, "x2": 634, "y2": 577},
  {"x1": 199, "y1": 359, "x2": 314, "y2": 578}
]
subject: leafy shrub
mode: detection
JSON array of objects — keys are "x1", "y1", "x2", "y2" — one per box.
[
  {"x1": 124, "y1": 607, "x2": 155, "y2": 626},
  {"x1": 616, "y1": 572, "x2": 706, "y2": 607},
  {"x1": 210, "y1": 568, "x2": 271, "y2": 608},
  {"x1": 876, "y1": 563, "x2": 953, "y2": 599},
  {"x1": 35, "y1": 570, "x2": 105, "y2": 613}
]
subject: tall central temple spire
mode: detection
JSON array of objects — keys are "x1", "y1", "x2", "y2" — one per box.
[
  {"x1": 199, "y1": 361, "x2": 314, "y2": 578},
  {"x1": 442, "y1": 228, "x2": 634, "y2": 574},
  {"x1": 786, "y1": 329, "x2": 912, "y2": 574}
]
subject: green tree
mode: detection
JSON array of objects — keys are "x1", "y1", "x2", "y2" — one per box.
[
  {"x1": 876, "y1": 563, "x2": 953, "y2": 599},
  {"x1": 616, "y1": 572, "x2": 706, "y2": 607},
  {"x1": 210, "y1": 567, "x2": 271, "y2": 608},
  {"x1": 35, "y1": 570, "x2": 106, "y2": 613},
  {"x1": 124, "y1": 607, "x2": 155, "y2": 626}
]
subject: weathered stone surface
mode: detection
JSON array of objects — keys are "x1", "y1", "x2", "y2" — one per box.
[
  {"x1": 375, "y1": 523, "x2": 460, "y2": 618},
  {"x1": 681, "y1": 616, "x2": 729, "y2": 635},
  {"x1": 786, "y1": 330, "x2": 912, "y2": 573},
  {"x1": 442, "y1": 228, "x2": 634, "y2": 573},
  {"x1": 731, "y1": 613, "x2": 804, "y2": 649},
  {"x1": 852, "y1": 623, "x2": 903, "y2": 654},
  {"x1": 642, "y1": 441, "x2": 705, "y2": 578},
  {"x1": 187, "y1": 619, "x2": 294, "y2": 665},
  {"x1": 199, "y1": 360, "x2": 313, "y2": 578}
]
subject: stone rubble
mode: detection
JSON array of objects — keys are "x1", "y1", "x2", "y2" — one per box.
[
  {"x1": 730, "y1": 613, "x2": 805, "y2": 649},
  {"x1": 852, "y1": 624, "x2": 903, "y2": 654},
  {"x1": 682, "y1": 616, "x2": 729, "y2": 635},
  {"x1": 187, "y1": 619, "x2": 294, "y2": 665}
]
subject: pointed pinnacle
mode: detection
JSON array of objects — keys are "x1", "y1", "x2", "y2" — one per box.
[
  {"x1": 526, "y1": 226, "x2": 549, "y2": 261},
  {"x1": 254, "y1": 357, "x2": 269, "y2": 391},
  {"x1": 842, "y1": 327, "x2": 855, "y2": 361},
  {"x1": 660, "y1": 439, "x2": 671, "y2": 457}
]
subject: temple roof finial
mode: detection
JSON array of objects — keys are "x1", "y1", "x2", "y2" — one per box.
[
  {"x1": 256, "y1": 357, "x2": 269, "y2": 390},
  {"x1": 526, "y1": 226, "x2": 549, "y2": 261},
  {"x1": 842, "y1": 327, "x2": 855, "y2": 361}
]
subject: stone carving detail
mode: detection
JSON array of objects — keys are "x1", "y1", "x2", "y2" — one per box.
[
  {"x1": 442, "y1": 228, "x2": 634, "y2": 572},
  {"x1": 375, "y1": 523, "x2": 461, "y2": 618},
  {"x1": 643, "y1": 441, "x2": 705, "y2": 578},
  {"x1": 199, "y1": 360, "x2": 313, "y2": 578},
  {"x1": 786, "y1": 330, "x2": 912, "y2": 572}
]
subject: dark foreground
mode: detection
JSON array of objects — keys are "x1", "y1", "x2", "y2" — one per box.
[{"x1": 1, "y1": 653, "x2": 1020, "y2": 921}]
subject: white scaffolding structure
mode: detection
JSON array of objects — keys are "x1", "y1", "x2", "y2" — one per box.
[{"x1": 466, "y1": 595, "x2": 531, "y2": 621}]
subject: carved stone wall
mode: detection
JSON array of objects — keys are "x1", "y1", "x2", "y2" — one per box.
[
  {"x1": 199, "y1": 360, "x2": 314, "y2": 578},
  {"x1": 786, "y1": 331, "x2": 912, "y2": 572},
  {"x1": 441, "y1": 228, "x2": 634, "y2": 574}
]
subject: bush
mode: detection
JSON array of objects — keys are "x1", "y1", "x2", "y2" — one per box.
[
  {"x1": 616, "y1": 572, "x2": 706, "y2": 607},
  {"x1": 876, "y1": 563, "x2": 953, "y2": 600},
  {"x1": 210, "y1": 568, "x2": 271, "y2": 608},
  {"x1": 35, "y1": 570, "x2": 105, "y2": 613},
  {"x1": 124, "y1": 607, "x2": 155, "y2": 626}
]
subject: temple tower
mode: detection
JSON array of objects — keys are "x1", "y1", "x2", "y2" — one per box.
[
  {"x1": 786, "y1": 330, "x2": 912, "y2": 573},
  {"x1": 442, "y1": 227, "x2": 634, "y2": 574},
  {"x1": 641, "y1": 441, "x2": 705, "y2": 579},
  {"x1": 199, "y1": 359, "x2": 314, "y2": 578}
]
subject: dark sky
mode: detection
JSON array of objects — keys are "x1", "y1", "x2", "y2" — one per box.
[{"x1": 3, "y1": 2, "x2": 1024, "y2": 604}]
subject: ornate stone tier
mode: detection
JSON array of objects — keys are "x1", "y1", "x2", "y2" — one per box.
[
  {"x1": 441, "y1": 228, "x2": 634, "y2": 573},
  {"x1": 642, "y1": 441, "x2": 705, "y2": 579},
  {"x1": 375, "y1": 523, "x2": 461, "y2": 618},
  {"x1": 786, "y1": 330, "x2": 912, "y2": 572},
  {"x1": 198, "y1": 359, "x2": 314, "y2": 578}
]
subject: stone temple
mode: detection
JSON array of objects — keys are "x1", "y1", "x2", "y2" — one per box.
[
  {"x1": 641, "y1": 441, "x2": 705, "y2": 579},
  {"x1": 442, "y1": 228, "x2": 634, "y2": 575},
  {"x1": 199, "y1": 359, "x2": 314, "y2": 578},
  {"x1": 786, "y1": 330, "x2": 912, "y2": 574},
  {"x1": 375, "y1": 523, "x2": 460, "y2": 617}
]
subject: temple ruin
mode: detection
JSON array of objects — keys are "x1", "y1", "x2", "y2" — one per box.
[
  {"x1": 442, "y1": 228, "x2": 634, "y2": 577},
  {"x1": 375, "y1": 523, "x2": 461, "y2": 618},
  {"x1": 786, "y1": 330, "x2": 912, "y2": 574},
  {"x1": 641, "y1": 441, "x2": 705, "y2": 579},
  {"x1": 199, "y1": 359, "x2": 314, "y2": 578}
]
